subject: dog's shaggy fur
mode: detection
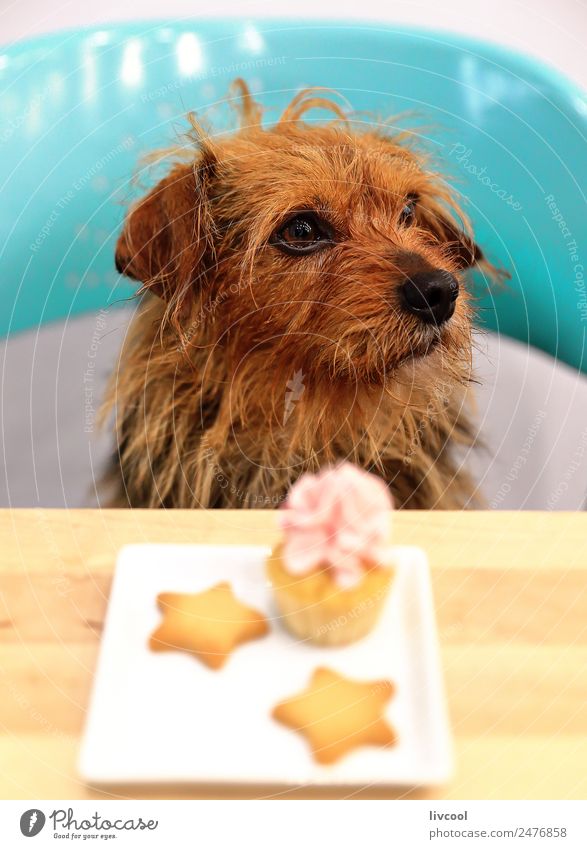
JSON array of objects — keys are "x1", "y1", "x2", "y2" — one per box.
[{"x1": 106, "y1": 80, "x2": 497, "y2": 509}]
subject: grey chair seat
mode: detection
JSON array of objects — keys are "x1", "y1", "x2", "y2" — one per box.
[{"x1": 1, "y1": 309, "x2": 585, "y2": 509}]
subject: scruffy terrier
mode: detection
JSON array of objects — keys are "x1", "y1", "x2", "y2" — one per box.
[{"x1": 107, "y1": 80, "x2": 497, "y2": 509}]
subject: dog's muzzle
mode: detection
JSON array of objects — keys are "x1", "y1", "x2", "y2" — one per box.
[{"x1": 400, "y1": 270, "x2": 459, "y2": 325}]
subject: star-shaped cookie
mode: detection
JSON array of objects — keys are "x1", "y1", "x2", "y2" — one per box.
[
  {"x1": 149, "y1": 582, "x2": 269, "y2": 669},
  {"x1": 272, "y1": 667, "x2": 396, "y2": 764}
]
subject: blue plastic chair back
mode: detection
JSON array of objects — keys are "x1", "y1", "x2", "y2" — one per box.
[{"x1": 1, "y1": 21, "x2": 586, "y2": 371}]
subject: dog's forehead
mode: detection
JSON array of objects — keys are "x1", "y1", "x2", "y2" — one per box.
[{"x1": 220, "y1": 128, "x2": 424, "y2": 210}]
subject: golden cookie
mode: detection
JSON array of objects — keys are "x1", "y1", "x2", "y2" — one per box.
[
  {"x1": 149, "y1": 582, "x2": 269, "y2": 669},
  {"x1": 272, "y1": 666, "x2": 396, "y2": 764}
]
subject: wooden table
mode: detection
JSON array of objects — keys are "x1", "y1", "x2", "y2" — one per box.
[{"x1": 1, "y1": 509, "x2": 586, "y2": 800}]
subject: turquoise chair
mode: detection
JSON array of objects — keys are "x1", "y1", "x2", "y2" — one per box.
[{"x1": 1, "y1": 20, "x2": 586, "y2": 371}]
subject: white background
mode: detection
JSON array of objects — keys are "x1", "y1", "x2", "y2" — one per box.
[{"x1": 1, "y1": 800, "x2": 586, "y2": 848}]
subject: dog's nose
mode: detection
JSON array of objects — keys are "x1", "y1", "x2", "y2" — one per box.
[{"x1": 400, "y1": 270, "x2": 459, "y2": 325}]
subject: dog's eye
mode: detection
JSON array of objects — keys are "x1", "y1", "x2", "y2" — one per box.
[
  {"x1": 398, "y1": 195, "x2": 418, "y2": 226},
  {"x1": 272, "y1": 213, "x2": 334, "y2": 255}
]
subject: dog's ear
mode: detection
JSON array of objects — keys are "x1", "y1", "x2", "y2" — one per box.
[
  {"x1": 416, "y1": 202, "x2": 483, "y2": 269},
  {"x1": 437, "y1": 212, "x2": 485, "y2": 268},
  {"x1": 115, "y1": 156, "x2": 216, "y2": 314},
  {"x1": 432, "y1": 214, "x2": 484, "y2": 269},
  {"x1": 420, "y1": 204, "x2": 510, "y2": 281}
]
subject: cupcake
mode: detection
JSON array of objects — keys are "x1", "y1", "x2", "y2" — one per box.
[{"x1": 266, "y1": 463, "x2": 394, "y2": 646}]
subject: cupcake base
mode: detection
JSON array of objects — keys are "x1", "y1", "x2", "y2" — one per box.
[{"x1": 266, "y1": 547, "x2": 393, "y2": 646}]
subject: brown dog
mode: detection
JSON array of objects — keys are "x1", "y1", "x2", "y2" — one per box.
[{"x1": 107, "y1": 80, "x2": 496, "y2": 509}]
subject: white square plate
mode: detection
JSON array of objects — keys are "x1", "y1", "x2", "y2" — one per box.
[{"x1": 79, "y1": 544, "x2": 453, "y2": 788}]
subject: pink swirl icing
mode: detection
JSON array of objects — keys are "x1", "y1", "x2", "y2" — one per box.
[{"x1": 278, "y1": 463, "x2": 393, "y2": 588}]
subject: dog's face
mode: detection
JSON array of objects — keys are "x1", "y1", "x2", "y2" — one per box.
[{"x1": 115, "y1": 86, "x2": 484, "y2": 387}]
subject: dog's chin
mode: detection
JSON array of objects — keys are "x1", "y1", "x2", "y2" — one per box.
[
  {"x1": 349, "y1": 334, "x2": 443, "y2": 386},
  {"x1": 322, "y1": 321, "x2": 465, "y2": 387},
  {"x1": 390, "y1": 320, "x2": 473, "y2": 388},
  {"x1": 391, "y1": 325, "x2": 444, "y2": 370},
  {"x1": 375, "y1": 321, "x2": 471, "y2": 383}
]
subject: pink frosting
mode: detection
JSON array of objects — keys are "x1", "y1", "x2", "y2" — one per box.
[{"x1": 278, "y1": 463, "x2": 393, "y2": 588}]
